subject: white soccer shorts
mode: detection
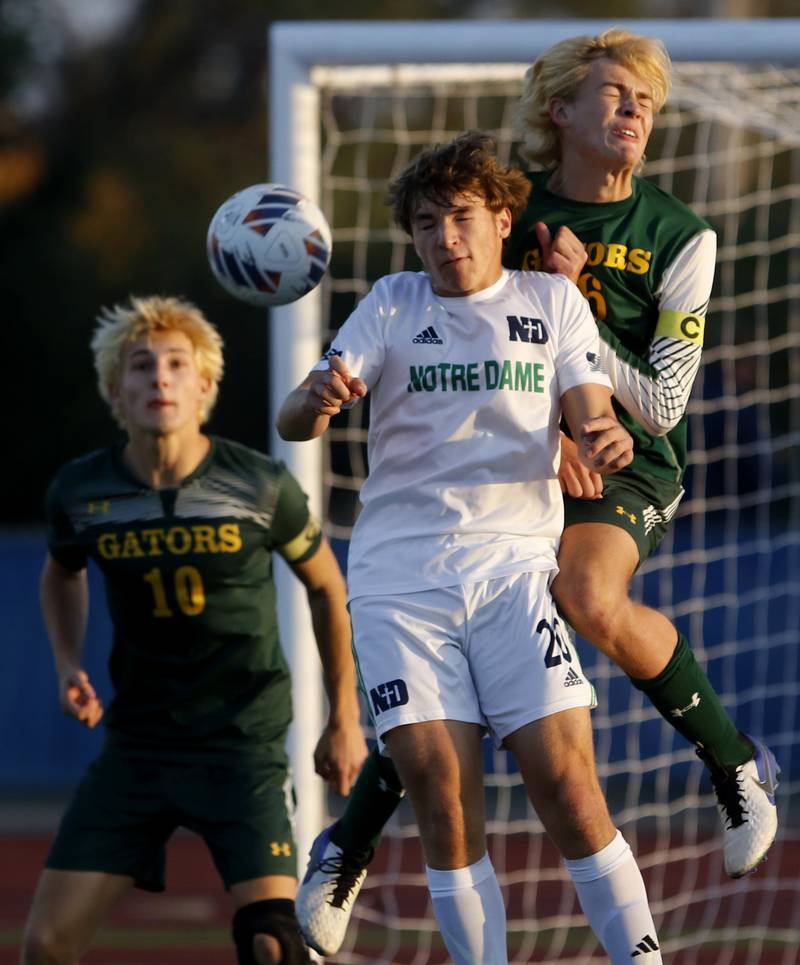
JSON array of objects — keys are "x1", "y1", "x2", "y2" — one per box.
[{"x1": 350, "y1": 570, "x2": 595, "y2": 747}]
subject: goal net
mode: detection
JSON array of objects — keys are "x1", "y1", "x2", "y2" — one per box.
[{"x1": 269, "y1": 20, "x2": 800, "y2": 963}]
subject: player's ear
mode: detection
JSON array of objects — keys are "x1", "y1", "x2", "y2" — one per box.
[
  {"x1": 549, "y1": 97, "x2": 571, "y2": 128},
  {"x1": 107, "y1": 383, "x2": 125, "y2": 426},
  {"x1": 497, "y1": 207, "x2": 512, "y2": 239},
  {"x1": 197, "y1": 378, "x2": 213, "y2": 424}
]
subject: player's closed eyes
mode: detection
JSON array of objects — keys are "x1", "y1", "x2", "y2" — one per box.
[
  {"x1": 600, "y1": 85, "x2": 652, "y2": 109},
  {"x1": 416, "y1": 212, "x2": 474, "y2": 229}
]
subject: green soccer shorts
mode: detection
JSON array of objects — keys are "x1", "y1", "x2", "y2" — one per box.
[
  {"x1": 46, "y1": 742, "x2": 297, "y2": 891},
  {"x1": 563, "y1": 472, "x2": 685, "y2": 565}
]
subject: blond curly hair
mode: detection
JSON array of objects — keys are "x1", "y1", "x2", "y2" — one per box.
[
  {"x1": 515, "y1": 27, "x2": 671, "y2": 169},
  {"x1": 91, "y1": 295, "x2": 224, "y2": 429}
]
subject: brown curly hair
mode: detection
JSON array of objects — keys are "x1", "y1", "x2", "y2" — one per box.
[{"x1": 388, "y1": 130, "x2": 531, "y2": 235}]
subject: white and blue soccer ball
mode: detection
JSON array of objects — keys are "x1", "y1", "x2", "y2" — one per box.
[{"x1": 206, "y1": 183, "x2": 332, "y2": 307}]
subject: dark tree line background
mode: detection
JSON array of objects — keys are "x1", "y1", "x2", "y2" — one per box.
[{"x1": 1, "y1": 0, "x2": 794, "y2": 525}]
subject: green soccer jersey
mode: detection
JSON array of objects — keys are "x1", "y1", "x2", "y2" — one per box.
[
  {"x1": 45, "y1": 436, "x2": 321, "y2": 759},
  {"x1": 506, "y1": 171, "x2": 715, "y2": 484}
]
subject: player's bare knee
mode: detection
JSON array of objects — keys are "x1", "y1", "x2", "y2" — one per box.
[
  {"x1": 526, "y1": 740, "x2": 610, "y2": 847},
  {"x1": 552, "y1": 571, "x2": 624, "y2": 648},
  {"x1": 252, "y1": 932, "x2": 282, "y2": 964},
  {"x1": 560, "y1": 774, "x2": 608, "y2": 824},
  {"x1": 20, "y1": 926, "x2": 72, "y2": 965},
  {"x1": 424, "y1": 801, "x2": 477, "y2": 866},
  {"x1": 544, "y1": 777, "x2": 612, "y2": 856},
  {"x1": 384, "y1": 731, "x2": 471, "y2": 853},
  {"x1": 232, "y1": 899, "x2": 309, "y2": 965}
]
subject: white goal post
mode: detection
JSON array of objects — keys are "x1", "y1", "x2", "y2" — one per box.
[{"x1": 268, "y1": 19, "x2": 800, "y2": 962}]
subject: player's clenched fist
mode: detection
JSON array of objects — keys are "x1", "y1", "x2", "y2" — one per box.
[
  {"x1": 535, "y1": 221, "x2": 588, "y2": 285},
  {"x1": 558, "y1": 433, "x2": 604, "y2": 499},
  {"x1": 309, "y1": 354, "x2": 368, "y2": 416},
  {"x1": 277, "y1": 353, "x2": 369, "y2": 440},
  {"x1": 59, "y1": 667, "x2": 104, "y2": 728},
  {"x1": 578, "y1": 416, "x2": 633, "y2": 474}
]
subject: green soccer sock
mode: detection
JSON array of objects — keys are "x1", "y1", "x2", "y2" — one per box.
[
  {"x1": 330, "y1": 744, "x2": 405, "y2": 852},
  {"x1": 630, "y1": 632, "x2": 752, "y2": 770}
]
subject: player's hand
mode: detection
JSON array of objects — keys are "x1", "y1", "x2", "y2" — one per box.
[
  {"x1": 59, "y1": 668, "x2": 104, "y2": 728},
  {"x1": 535, "y1": 222, "x2": 587, "y2": 285},
  {"x1": 308, "y1": 355, "x2": 367, "y2": 417},
  {"x1": 558, "y1": 432, "x2": 603, "y2": 499},
  {"x1": 579, "y1": 417, "x2": 633, "y2": 474},
  {"x1": 313, "y1": 720, "x2": 368, "y2": 796}
]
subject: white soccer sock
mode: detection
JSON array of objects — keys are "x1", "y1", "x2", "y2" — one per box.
[
  {"x1": 425, "y1": 853, "x2": 508, "y2": 965},
  {"x1": 564, "y1": 830, "x2": 662, "y2": 963}
]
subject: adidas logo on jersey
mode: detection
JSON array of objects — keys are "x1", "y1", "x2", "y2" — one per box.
[
  {"x1": 413, "y1": 326, "x2": 443, "y2": 344},
  {"x1": 631, "y1": 934, "x2": 660, "y2": 956},
  {"x1": 564, "y1": 666, "x2": 584, "y2": 688}
]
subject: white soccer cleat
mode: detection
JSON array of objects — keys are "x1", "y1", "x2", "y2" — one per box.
[
  {"x1": 296, "y1": 824, "x2": 374, "y2": 956},
  {"x1": 700, "y1": 734, "x2": 780, "y2": 879}
]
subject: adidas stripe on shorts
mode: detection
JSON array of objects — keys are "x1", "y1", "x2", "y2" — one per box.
[{"x1": 350, "y1": 570, "x2": 595, "y2": 747}]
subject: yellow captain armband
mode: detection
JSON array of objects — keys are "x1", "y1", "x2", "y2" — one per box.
[
  {"x1": 277, "y1": 515, "x2": 322, "y2": 563},
  {"x1": 655, "y1": 309, "x2": 706, "y2": 345}
]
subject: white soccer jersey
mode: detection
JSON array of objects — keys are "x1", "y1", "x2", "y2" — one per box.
[{"x1": 320, "y1": 269, "x2": 612, "y2": 599}]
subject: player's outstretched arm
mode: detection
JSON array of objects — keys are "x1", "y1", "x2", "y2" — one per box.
[
  {"x1": 288, "y1": 538, "x2": 367, "y2": 796},
  {"x1": 40, "y1": 553, "x2": 104, "y2": 729},
  {"x1": 561, "y1": 383, "x2": 633, "y2": 476},
  {"x1": 277, "y1": 355, "x2": 368, "y2": 441}
]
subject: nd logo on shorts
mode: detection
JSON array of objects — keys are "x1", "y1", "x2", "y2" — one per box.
[{"x1": 370, "y1": 678, "x2": 410, "y2": 715}]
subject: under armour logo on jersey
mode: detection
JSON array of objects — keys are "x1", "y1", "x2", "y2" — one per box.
[
  {"x1": 507, "y1": 315, "x2": 548, "y2": 344},
  {"x1": 671, "y1": 692, "x2": 701, "y2": 718},
  {"x1": 413, "y1": 326, "x2": 443, "y2": 344},
  {"x1": 564, "y1": 667, "x2": 584, "y2": 688},
  {"x1": 370, "y1": 679, "x2": 410, "y2": 714},
  {"x1": 631, "y1": 934, "x2": 660, "y2": 956}
]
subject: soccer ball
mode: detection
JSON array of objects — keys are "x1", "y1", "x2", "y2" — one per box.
[{"x1": 206, "y1": 183, "x2": 332, "y2": 307}]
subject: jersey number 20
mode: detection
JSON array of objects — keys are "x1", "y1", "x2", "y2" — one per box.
[{"x1": 537, "y1": 617, "x2": 573, "y2": 668}]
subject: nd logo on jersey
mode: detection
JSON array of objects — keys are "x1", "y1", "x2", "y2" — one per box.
[{"x1": 507, "y1": 315, "x2": 548, "y2": 343}]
